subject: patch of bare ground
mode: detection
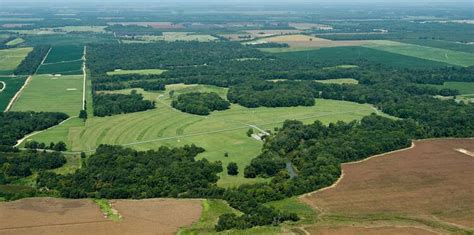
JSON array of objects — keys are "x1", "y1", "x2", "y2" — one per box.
[
  {"x1": 300, "y1": 139, "x2": 474, "y2": 233},
  {"x1": 262, "y1": 34, "x2": 375, "y2": 48},
  {"x1": 306, "y1": 225, "x2": 436, "y2": 235},
  {"x1": 0, "y1": 198, "x2": 202, "y2": 235}
]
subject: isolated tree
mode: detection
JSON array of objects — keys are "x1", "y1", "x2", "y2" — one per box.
[
  {"x1": 79, "y1": 110, "x2": 88, "y2": 121},
  {"x1": 224, "y1": 152, "x2": 229, "y2": 157},
  {"x1": 169, "y1": 90, "x2": 175, "y2": 98},
  {"x1": 246, "y1": 128, "x2": 254, "y2": 137},
  {"x1": 53, "y1": 141, "x2": 67, "y2": 152},
  {"x1": 227, "y1": 162, "x2": 239, "y2": 176}
]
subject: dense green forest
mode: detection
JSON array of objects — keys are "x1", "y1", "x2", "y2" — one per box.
[
  {"x1": 14, "y1": 45, "x2": 50, "y2": 75},
  {"x1": 0, "y1": 112, "x2": 69, "y2": 148},
  {"x1": 92, "y1": 90, "x2": 155, "y2": 117},
  {"x1": 171, "y1": 92, "x2": 230, "y2": 115},
  {"x1": 0, "y1": 150, "x2": 66, "y2": 183}
]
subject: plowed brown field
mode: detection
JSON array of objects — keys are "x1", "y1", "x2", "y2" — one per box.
[
  {"x1": 300, "y1": 139, "x2": 474, "y2": 233},
  {"x1": 0, "y1": 198, "x2": 202, "y2": 235}
]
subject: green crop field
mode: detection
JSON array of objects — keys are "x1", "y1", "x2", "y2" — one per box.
[
  {"x1": 106, "y1": 69, "x2": 166, "y2": 76},
  {"x1": 396, "y1": 39, "x2": 474, "y2": 54},
  {"x1": 24, "y1": 33, "x2": 118, "y2": 46},
  {"x1": 365, "y1": 40, "x2": 474, "y2": 67},
  {"x1": 37, "y1": 60, "x2": 83, "y2": 75},
  {"x1": 30, "y1": 84, "x2": 381, "y2": 187},
  {"x1": 0, "y1": 76, "x2": 27, "y2": 111},
  {"x1": 44, "y1": 45, "x2": 83, "y2": 63},
  {"x1": 5, "y1": 37, "x2": 25, "y2": 46},
  {"x1": 273, "y1": 46, "x2": 449, "y2": 69},
  {"x1": 0, "y1": 47, "x2": 32, "y2": 75},
  {"x1": 11, "y1": 74, "x2": 84, "y2": 116}
]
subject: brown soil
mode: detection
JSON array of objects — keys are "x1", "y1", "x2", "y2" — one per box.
[
  {"x1": 300, "y1": 139, "x2": 474, "y2": 231},
  {"x1": 0, "y1": 198, "x2": 202, "y2": 235},
  {"x1": 108, "y1": 22, "x2": 185, "y2": 29},
  {"x1": 306, "y1": 226, "x2": 436, "y2": 235}
]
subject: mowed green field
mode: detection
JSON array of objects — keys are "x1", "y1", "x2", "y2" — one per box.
[
  {"x1": 427, "y1": 82, "x2": 474, "y2": 95},
  {"x1": 365, "y1": 40, "x2": 474, "y2": 67},
  {"x1": 0, "y1": 76, "x2": 26, "y2": 111},
  {"x1": 30, "y1": 84, "x2": 380, "y2": 187},
  {"x1": 11, "y1": 74, "x2": 83, "y2": 116},
  {"x1": 106, "y1": 69, "x2": 166, "y2": 76},
  {"x1": 5, "y1": 37, "x2": 25, "y2": 46},
  {"x1": 0, "y1": 47, "x2": 32, "y2": 75}
]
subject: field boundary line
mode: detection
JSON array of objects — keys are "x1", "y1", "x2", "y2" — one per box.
[
  {"x1": 14, "y1": 117, "x2": 75, "y2": 147},
  {"x1": 299, "y1": 137, "x2": 474, "y2": 199},
  {"x1": 4, "y1": 75, "x2": 32, "y2": 112},
  {"x1": 5, "y1": 47, "x2": 52, "y2": 112},
  {"x1": 35, "y1": 47, "x2": 52, "y2": 74},
  {"x1": 82, "y1": 46, "x2": 86, "y2": 110},
  {"x1": 42, "y1": 58, "x2": 83, "y2": 65},
  {"x1": 300, "y1": 142, "x2": 416, "y2": 198}
]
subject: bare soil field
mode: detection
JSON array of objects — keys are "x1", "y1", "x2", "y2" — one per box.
[
  {"x1": 300, "y1": 139, "x2": 474, "y2": 233},
  {"x1": 261, "y1": 34, "x2": 375, "y2": 48},
  {"x1": 0, "y1": 198, "x2": 202, "y2": 235},
  {"x1": 244, "y1": 29, "x2": 303, "y2": 37},
  {"x1": 288, "y1": 23, "x2": 333, "y2": 30},
  {"x1": 306, "y1": 226, "x2": 436, "y2": 235}
]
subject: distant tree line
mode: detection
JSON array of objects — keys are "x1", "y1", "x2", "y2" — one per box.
[
  {"x1": 171, "y1": 92, "x2": 230, "y2": 115},
  {"x1": 14, "y1": 45, "x2": 50, "y2": 75},
  {"x1": 92, "y1": 90, "x2": 155, "y2": 117}
]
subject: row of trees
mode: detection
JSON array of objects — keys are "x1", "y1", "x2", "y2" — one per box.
[
  {"x1": 14, "y1": 45, "x2": 50, "y2": 75},
  {"x1": 171, "y1": 92, "x2": 230, "y2": 115},
  {"x1": 24, "y1": 141, "x2": 67, "y2": 151},
  {"x1": 92, "y1": 90, "x2": 155, "y2": 117}
]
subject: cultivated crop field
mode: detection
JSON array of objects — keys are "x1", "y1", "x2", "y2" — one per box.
[
  {"x1": 0, "y1": 76, "x2": 27, "y2": 111},
  {"x1": 0, "y1": 47, "x2": 32, "y2": 75},
  {"x1": 0, "y1": 198, "x2": 202, "y2": 235},
  {"x1": 300, "y1": 139, "x2": 474, "y2": 234},
  {"x1": 11, "y1": 75, "x2": 84, "y2": 116},
  {"x1": 29, "y1": 84, "x2": 380, "y2": 187},
  {"x1": 255, "y1": 34, "x2": 375, "y2": 49},
  {"x1": 365, "y1": 40, "x2": 474, "y2": 67},
  {"x1": 274, "y1": 46, "x2": 450, "y2": 69},
  {"x1": 36, "y1": 45, "x2": 84, "y2": 75}
]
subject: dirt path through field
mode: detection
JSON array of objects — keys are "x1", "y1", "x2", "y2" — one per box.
[
  {"x1": 4, "y1": 75, "x2": 32, "y2": 112},
  {"x1": 4, "y1": 47, "x2": 51, "y2": 112},
  {"x1": 82, "y1": 46, "x2": 86, "y2": 110},
  {"x1": 14, "y1": 117, "x2": 74, "y2": 147}
]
